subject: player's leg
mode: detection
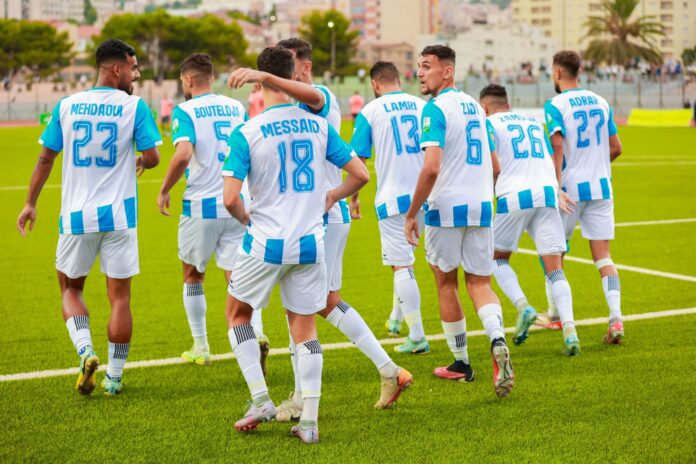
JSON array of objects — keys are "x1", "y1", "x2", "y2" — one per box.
[
  {"x1": 385, "y1": 213, "x2": 427, "y2": 353},
  {"x1": 282, "y1": 262, "x2": 328, "y2": 444},
  {"x1": 226, "y1": 253, "x2": 277, "y2": 432},
  {"x1": 56, "y1": 232, "x2": 100, "y2": 395},
  {"x1": 463, "y1": 227, "x2": 513, "y2": 398},
  {"x1": 386, "y1": 292, "x2": 403, "y2": 336},
  {"x1": 582, "y1": 200, "x2": 623, "y2": 344},
  {"x1": 426, "y1": 227, "x2": 473, "y2": 381},
  {"x1": 100, "y1": 229, "x2": 140, "y2": 395},
  {"x1": 491, "y1": 209, "x2": 537, "y2": 345}
]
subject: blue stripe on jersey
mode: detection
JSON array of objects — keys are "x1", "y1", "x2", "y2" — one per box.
[
  {"x1": 124, "y1": 197, "x2": 137, "y2": 228},
  {"x1": 242, "y1": 231, "x2": 253, "y2": 254},
  {"x1": 453, "y1": 205, "x2": 468, "y2": 227},
  {"x1": 202, "y1": 198, "x2": 217, "y2": 219},
  {"x1": 600, "y1": 178, "x2": 611, "y2": 200},
  {"x1": 323, "y1": 212, "x2": 329, "y2": 225},
  {"x1": 376, "y1": 203, "x2": 388, "y2": 220},
  {"x1": 425, "y1": 209, "x2": 441, "y2": 227},
  {"x1": 97, "y1": 205, "x2": 115, "y2": 232},
  {"x1": 544, "y1": 186, "x2": 556, "y2": 207},
  {"x1": 59, "y1": 215, "x2": 63, "y2": 234},
  {"x1": 497, "y1": 197, "x2": 508, "y2": 214},
  {"x1": 264, "y1": 239, "x2": 284, "y2": 264},
  {"x1": 70, "y1": 211, "x2": 84, "y2": 235},
  {"x1": 299, "y1": 234, "x2": 317, "y2": 264},
  {"x1": 397, "y1": 194, "x2": 411, "y2": 214},
  {"x1": 182, "y1": 199, "x2": 192, "y2": 217},
  {"x1": 480, "y1": 201, "x2": 492, "y2": 227},
  {"x1": 578, "y1": 182, "x2": 592, "y2": 201},
  {"x1": 339, "y1": 200, "x2": 350, "y2": 223},
  {"x1": 518, "y1": 190, "x2": 534, "y2": 210}
]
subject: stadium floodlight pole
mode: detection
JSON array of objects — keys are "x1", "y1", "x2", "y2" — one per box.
[{"x1": 328, "y1": 20, "x2": 336, "y2": 73}]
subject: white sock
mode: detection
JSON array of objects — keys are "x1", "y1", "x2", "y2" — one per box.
[
  {"x1": 66, "y1": 315, "x2": 92, "y2": 356},
  {"x1": 228, "y1": 324, "x2": 268, "y2": 406},
  {"x1": 327, "y1": 302, "x2": 399, "y2": 378},
  {"x1": 389, "y1": 292, "x2": 402, "y2": 321},
  {"x1": 287, "y1": 316, "x2": 303, "y2": 405},
  {"x1": 183, "y1": 283, "x2": 208, "y2": 350},
  {"x1": 602, "y1": 275, "x2": 622, "y2": 321},
  {"x1": 477, "y1": 303, "x2": 506, "y2": 342},
  {"x1": 251, "y1": 308, "x2": 264, "y2": 336},
  {"x1": 394, "y1": 268, "x2": 424, "y2": 340},
  {"x1": 297, "y1": 340, "x2": 323, "y2": 423},
  {"x1": 442, "y1": 319, "x2": 469, "y2": 363},
  {"x1": 493, "y1": 259, "x2": 528, "y2": 313},
  {"x1": 546, "y1": 278, "x2": 559, "y2": 319},
  {"x1": 547, "y1": 269, "x2": 575, "y2": 330},
  {"x1": 106, "y1": 342, "x2": 129, "y2": 380}
]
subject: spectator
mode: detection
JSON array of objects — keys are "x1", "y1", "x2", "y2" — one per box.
[
  {"x1": 160, "y1": 95, "x2": 174, "y2": 136},
  {"x1": 348, "y1": 90, "x2": 365, "y2": 121},
  {"x1": 247, "y1": 86, "x2": 265, "y2": 118}
]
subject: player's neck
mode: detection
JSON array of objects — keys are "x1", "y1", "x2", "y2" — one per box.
[
  {"x1": 95, "y1": 76, "x2": 118, "y2": 89},
  {"x1": 559, "y1": 80, "x2": 581, "y2": 92},
  {"x1": 262, "y1": 89, "x2": 291, "y2": 108},
  {"x1": 189, "y1": 87, "x2": 212, "y2": 98},
  {"x1": 379, "y1": 84, "x2": 401, "y2": 95},
  {"x1": 433, "y1": 79, "x2": 455, "y2": 97}
]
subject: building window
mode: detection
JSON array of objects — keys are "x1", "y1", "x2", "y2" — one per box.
[
  {"x1": 660, "y1": 14, "x2": 673, "y2": 21},
  {"x1": 484, "y1": 39, "x2": 493, "y2": 46},
  {"x1": 660, "y1": 1, "x2": 673, "y2": 8}
]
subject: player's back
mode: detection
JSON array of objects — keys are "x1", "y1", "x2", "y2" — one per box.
[
  {"x1": 42, "y1": 87, "x2": 160, "y2": 234},
  {"x1": 487, "y1": 111, "x2": 557, "y2": 213},
  {"x1": 352, "y1": 91, "x2": 425, "y2": 218},
  {"x1": 545, "y1": 88, "x2": 617, "y2": 201},
  {"x1": 224, "y1": 104, "x2": 347, "y2": 264},
  {"x1": 173, "y1": 93, "x2": 247, "y2": 218},
  {"x1": 421, "y1": 88, "x2": 493, "y2": 227}
]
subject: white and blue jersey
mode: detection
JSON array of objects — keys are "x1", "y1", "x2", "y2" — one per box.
[
  {"x1": 545, "y1": 88, "x2": 618, "y2": 202},
  {"x1": 351, "y1": 91, "x2": 425, "y2": 220},
  {"x1": 39, "y1": 86, "x2": 161, "y2": 235},
  {"x1": 222, "y1": 103, "x2": 354, "y2": 265},
  {"x1": 487, "y1": 111, "x2": 558, "y2": 214},
  {"x1": 172, "y1": 93, "x2": 247, "y2": 218},
  {"x1": 420, "y1": 88, "x2": 495, "y2": 228},
  {"x1": 297, "y1": 84, "x2": 350, "y2": 224}
]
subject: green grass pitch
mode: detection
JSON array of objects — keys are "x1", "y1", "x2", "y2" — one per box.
[{"x1": 1, "y1": 123, "x2": 695, "y2": 462}]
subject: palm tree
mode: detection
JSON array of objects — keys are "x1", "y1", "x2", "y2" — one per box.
[{"x1": 583, "y1": 0, "x2": 664, "y2": 66}]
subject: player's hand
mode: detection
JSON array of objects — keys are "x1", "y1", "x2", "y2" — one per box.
[
  {"x1": 17, "y1": 205, "x2": 37, "y2": 237},
  {"x1": 559, "y1": 190, "x2": 576, "y2": 215},
  {"x1": 349, "y1": 196, "x2": 361, "y2": 219},
  {"x1": 157, "y1": 191, "x2": 171, "y2": 216},
  {"x1": 227, "y1": 68, "x2": 268, "y2": 89},
  {"x1": 325, "y1": 190, "x2": 337, "y2": 213},
  {"x1": 240, "y1": 211, "x2": 251, "y2": 226},
  {"x1": 404, "y1": 215, "x2": 420, "y2": 246},
  {"x1": 136, "y1": 156, "x2": 145, "y2": 177}
]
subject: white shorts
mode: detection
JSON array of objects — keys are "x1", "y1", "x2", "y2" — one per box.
[
  {"x1": 562, "y1": 199, "x2": 615, "y2": 241},
  {"x1": 228, "y1": 252, "x2": 328, "y2": 315},
  {"x1": 325, "y1": 223, "x2": 350, "y2": 292},
  {"x1": 178, "y1": 216, "x2": 246, "y2": 273},
  {"x1": 425, "y1": 225, "x2": 494, "y2": 275},
  {"x1": 378, "y1": 212, "x2": 424, "y2": 266},
  {"x1": 494, "y1": 207, "x2": 566, "y2": 255},
  {"x1": 56, "y1": 229, "x2": 139, "y2": 279}
]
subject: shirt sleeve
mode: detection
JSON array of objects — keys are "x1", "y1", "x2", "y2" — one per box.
[
  {"x1": 544, "y1": 100, "x2": 565, "y2": 136},
  {"x1": 485, "y1": 118, "x2": 496, "y2": 153},
  {"x1": 244, "y1": 111, "x2": 249, "y2": 122},
  {"x1": 39, "y1": 99, "x2": 64, "y2": 152},
  {"x1": 350, "y1": 112, "x2": 373, "y2": 159},
  {"x1": 298, "y1": 85, "x2": 331, "y2": 119},
  {"x1": 172, "y1": 106, "x2": 195, "y2": 145},
  {"x1": 420, "y1": 101, "x2": 446, "y2": 149},
  {"x1": 222, "y1": 125, "x2": 250, "y2": 180},
  {"x1": 544, "y1": 131, "x2": 554, "y2": 156},
  {"x1": 608, "y1": 106, "x2": 618, "y2": 136},
  {"x1": 326, "y1": 124, "x2": 355, "y2": 168},
  {"x1": 134, "y1": 98, "x2": 163, "y2": 151}
]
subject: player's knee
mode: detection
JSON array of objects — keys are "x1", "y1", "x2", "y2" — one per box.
[
  {"x1": 594, "y1": 257, "x2": 617, "y2": 275},
  {"x1": 546, "y1": 268, "x2": 567, "y2": 282},
  {"x1": 494, "y1": 258, "x2": 510, "y2": 268}
]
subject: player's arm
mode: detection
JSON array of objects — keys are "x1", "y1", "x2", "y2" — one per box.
[
  {"x1": 228, "y1": 68, "x2": 325, "y2": 112},
  {"x1": 221, "y1": 125, "x2": 251, "y2": 225},
  {"x1": 404, "y1": 146, "x2": 442, "y2": 246},
  {"x1": 491, "y1": 150, "x2": 501, "y2": 184},
  {"x1": 17, "y1": 147, "x2": 60, "y2": 236},
  {"x1": 348, "y1": 112, "x2": 373, "y2": 218},
  {"x1": 325, "y1": 124, "x2": 369, "y2": 212},
  {"x1": 545, "y1": 101, "x2": 574, "y2": 214},
  {"x1": 607, "y1": 107, "x2": 622, "y2": 161},
  {"x1": 157, "y1": 141, "x2": 192, "y2": 216},
  {"x1": 134, "y1": 98, "x2": 162, "y2": 174},
  {"x1": 486, "y1": 119, "x2": 500, "y2": 184},
  {"x1": 349, "y1": 157, "x2": 368, "y2": 219}
]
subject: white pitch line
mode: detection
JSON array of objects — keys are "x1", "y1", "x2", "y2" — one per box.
[
  {"x1": 1, "y1": 307, "x2": 695, "y2": 383},
  {"x1": 612, "y1": 161, "x2": 696, "y2": 167},
  {"x1": 575, "y1": 217, "x2": 696, "y2": 229},
  {"x1": 518, "y1": 248, "x2": 696, "y2": 283}
]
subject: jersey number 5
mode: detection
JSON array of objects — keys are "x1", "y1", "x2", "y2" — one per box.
[{"x1": 277, "y1": 139, "x2": 315, "y2": 193}]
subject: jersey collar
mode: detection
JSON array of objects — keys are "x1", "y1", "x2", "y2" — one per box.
[
  {"x1": 383, "y1": 91, "x2": 404, "y2": 95},
  {"x1": 192, "y1": 92, "x2": 213, "y2": 99},
  {"x1": 436, "y1": 87, "x2": 459, "y2": 96},
  {"x1": 561, "y1": 88, "x2": 585, "y2": 93},
  {"x1": 88, "y1": 86, "x2": 117, "y2": 91},
  {"x1": 264, "y1": 103, "x2": 294, "y2": 112}
]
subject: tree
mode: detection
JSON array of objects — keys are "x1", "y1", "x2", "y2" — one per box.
[
  {"x1": 583, "y1": 0, "x2": 664, "y2": 66},
  {"x1": 298, "y1": 9, "x2": 359, "y2": 76},
  {"x1": 83, "y1": 0, "x2": 97, "y2": 25},
  {"x1": 0, "y1": 19, "x2": 74, "y2": 83},
  {"x1": 682, "y1": 46, "x2": 696, "y2": 67}
]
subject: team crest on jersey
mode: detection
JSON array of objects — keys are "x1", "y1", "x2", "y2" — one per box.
[
  {"x1": 423, "y1": 117, "x2": 431, "y2": 132},
  {"x1": 173, "y1": 118, "x2": 179, "y2": 132}
]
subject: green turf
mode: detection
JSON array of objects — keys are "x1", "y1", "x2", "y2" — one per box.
[{"x1": 1, "y1": 123, "x2": 695, "y2": 461}]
